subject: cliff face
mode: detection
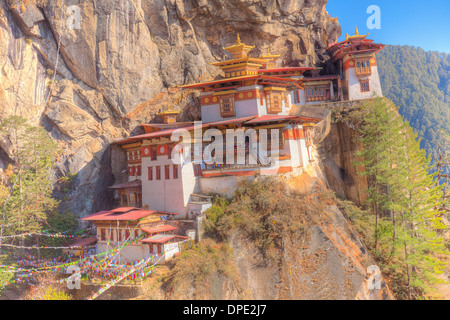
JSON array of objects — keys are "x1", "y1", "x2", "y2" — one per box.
[{"x1": 0, "y1": 0, "x2": 340, "y2": 216}]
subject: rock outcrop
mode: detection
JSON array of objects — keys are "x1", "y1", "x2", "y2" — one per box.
[{"x1": 0, "y1": 0, "x2": 340, "y2": 217}]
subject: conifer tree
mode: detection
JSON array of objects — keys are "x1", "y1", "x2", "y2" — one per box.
[
  {"x1": 355, "y1": 98, "x2": 448, "y2": 299},
  {"x1": 0, "y1": 116, "x2": 59, "y2": 257}
]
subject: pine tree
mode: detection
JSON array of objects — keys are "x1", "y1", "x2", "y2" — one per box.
[
  {"x1": 397, "y1": 125, "x2": 447, "y2": 299},
  {"x1": 433, "y1": 132, "x2": 449, "y2": 218},
  {"x1": 0, "y1": 116, "x2": 59, "y2": 258},
  {"x1": 355, "y1": 98, "x2": 448, "y2": 299}
]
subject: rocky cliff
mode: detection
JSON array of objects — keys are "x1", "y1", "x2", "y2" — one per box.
[{"x1": 0, "y1": 0, "x2": 340, "y2": 216}]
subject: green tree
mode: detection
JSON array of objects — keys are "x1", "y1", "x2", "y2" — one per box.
[
  {"x1": 0, "y1": 116, "x2": 59, "y2": 258},
  {"x1": 377, "y1": 45, "x2": 450, "y2": 162},
  {"x1": 0, "y1": 254, "x2": 15, "y2": 294},
  {"x1": 355, "y1": 98, "x2": 448, "y2": 299}
]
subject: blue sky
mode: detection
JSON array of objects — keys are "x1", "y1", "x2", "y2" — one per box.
[{"x1": 326, "y1": 0, "x2": 450, "y2": 53}]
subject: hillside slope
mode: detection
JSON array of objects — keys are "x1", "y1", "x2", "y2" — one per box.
[{"x1": 377, "y1": 45, "x2": 450, "y2": 156}]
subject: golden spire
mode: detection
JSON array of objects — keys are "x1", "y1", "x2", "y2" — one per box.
[
  {"x1": 222, "y1": 34, "x2": 255, "y2": 59},
  {"x1": 259, "y1": 46, "x2": 281, "y2": 60},
  {"x1": 345, "y1": 26, "x2": 369, "y2": 41}
]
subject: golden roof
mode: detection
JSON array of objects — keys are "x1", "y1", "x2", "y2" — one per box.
[
  {"x1": 345, "y1": 26, "x2": 369, "y2": 41},
  {"x1": 156, "y1": 106, "x2": 181, "y2": 116},
  {"x1": 223, "y1": 34, "x2": 255, "y2": 53},
  {"x1": 259, "y1": 47, "x2": 281, "y2": 60}
]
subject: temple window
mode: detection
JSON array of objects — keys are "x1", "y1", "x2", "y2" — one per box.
[
  {"x1": 305, "y1": 86, "x2": 330, "y2": 102},
  {"x1": 148, "y1": 167, "x2": 153, "y2": 181},
  {"x1": 194, "y1": 164, "x2": 202, "y2": 177},
  {"x1": 173, "y1": 165, "x2": 179, "y2": 179},
  {"x1": 355, "y1": 60, "x2": 371, "y2": 75},
  {"x1": 360, "y1": 79, "x2": 370, "y2": 92},
  {"x1": 165, "y1": 165, "x2": 170, "y2": 180},
  {"x1": 100, "y1": 229, "x2": 106, "y2": 241},
  {"x1": 266, "y1": 130, "x2": 285, "y2": 150},
  {"x1": 156, "y1": 166, "x2": 161, "y2": 180},
  {"x1": 219, "y1": 95, "x2": 236, "y2": 118},
  {"x1": 150, "y1": 148, "x2": 157, "y2": 161},
  {"x1": 293, "y1": 90, "x2": 301, "y2": 104},
  {"x1": 267, "y1": 92, "x2": 283, "y2": 114}
]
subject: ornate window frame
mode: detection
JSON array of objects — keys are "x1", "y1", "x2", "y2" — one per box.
[
  {"x1": 219, "y1": 94, "x2": 236, "y2": 118},
  {"x1": 360, "y1": 79, "x2": 370, "y2": 92}
]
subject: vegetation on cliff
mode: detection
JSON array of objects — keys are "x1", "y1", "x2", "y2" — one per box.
[
  {"x1": 203, "y1": 177, "x2": 319, "y2": 262},
  {"x1": 159, "y1": 239, "x2": 247, "y2": 300},
  {"x1": 0, "y1": 116, "x2": 78, "y2": 261},
  {"x1": 0, "y1": 116, "x2": 59, "y2": 234},
  {"x1": 345, "y1": 98, "x2": 449, "y2": 299}
]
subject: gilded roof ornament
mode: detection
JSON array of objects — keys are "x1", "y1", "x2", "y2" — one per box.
[
  {"x1": 345, "y1": 26, "x2": 369, "y2": 41},
  {"x1": 260, "y1": 47, "x2": 281, "y2": 60},
  {"x1": 222, "y1": 34, "x2": 255, "y2": 53}
]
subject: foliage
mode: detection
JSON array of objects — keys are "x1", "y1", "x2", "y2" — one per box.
[
  {"x1": 202, "y1": 177, "x2": 318, "y2": 262},
  {"x1": 0, "y1": 116, "x2": 60, "y2": 261},
  {"x1": 46, "y1": 211, "x2": 79, "y2": 234},
  {"x1": 0, "y1": 255, "x2": 15, "y2": 295},
  {"x1": 22, "y1": 274, "x2": 71, "y2": 300},
  {"x1": 0, "y1": 116, "x2": 59, "y2": 235},
  {"x1": 39, "y1": 287, "x2": 72, "y2": 300},
  {"x1": 377, "y1": 45, "x2": 450, "y2": 162},
  {"x1": 162, "y1": 239, "x2": 243, "y2": 298},
  {"x1": 353, "y1": 98, "x2": 448, "y2": 299},
  {"x1": 202, "y1": 196, "x2": 230, "y2": 239},
  {"x1": 35, "y1": 211, "x2": 79, "y2": 259}
]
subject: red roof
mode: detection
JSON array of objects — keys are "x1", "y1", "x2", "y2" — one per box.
[
  {"x1": 115, "y1": 113, "x2": 323, "y2": 145},
  {"x1": 181, "y1": 75, "x2": 301, "y2": 89},
  {"x1": 205, "y1": 115, "x2": 257, "y2": 126},
  {"x1": 245, "y1": 115, "x2": 299, "y2": 124},
  {"x1": 114, "y1": 123, "x2": 208, "y2": 145},
  {"x1": 258, "y1": 67, "x2": 316, "y2": 73},
  {"x1": 140, "y1": 234, "x2": 188, "y2": 244},
  {"x1": 303, "y1": 75, "x2": 340, "y2": 81},
  {"x1": 81, "y1": 208, "x2": 179, "y2": 222},
  {"x1": 68, "y1": 237, "x2": 97, "y2": 248},
  {"x1": 114, "y1": 116, "x2": 258, "y2": 145},
  {"x1": 110, "y1": 207, "x2": 137, "y2": 213},
  {"x1": 140, "y1": 225, "x2": 178, "y2": 234},
  {"x1": 245, "y1": 115, "x2": 321, "y2": 124},
  {"x1": 108, "y1": 180, "x2": 142, "y2": 189}
]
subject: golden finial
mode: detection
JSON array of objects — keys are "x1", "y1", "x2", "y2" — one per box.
[
  {"x1": 344, "y1": 27, "x2": 369, "y2": 41},
  {"x1": 236, "y1": 33, "x2": 241, "y2": 44}
]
